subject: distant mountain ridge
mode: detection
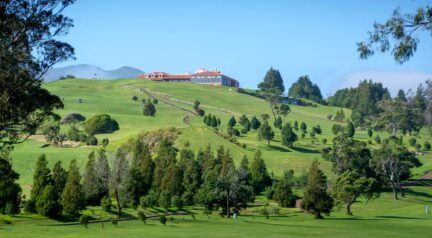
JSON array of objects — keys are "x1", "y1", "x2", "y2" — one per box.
[{"x1": 42, "y1": 64, "x2": 144, "y2": 81}]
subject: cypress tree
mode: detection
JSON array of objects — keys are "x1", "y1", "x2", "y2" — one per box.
[
  {"x1": 153, "y1": 139, "x2": 177, "y2": 189},
  {"x1": 36, "y1": 184, "x2": 62, "y2": 217},
  {"x1": 62, "y1": 159, "x2": 85, "y2": 215},
  {"x1": 82, "y1": 151, "x2": 100, "y2": 205},
  {"x1": 250, "y1": 116, "x2": 261, "y2": 130},
  {"x1": 0, "y1": 157, "x2": 21, "y2": 215},
  {"x1": 274, "y1": 116, "x2": 283, "y2": 129},
  {"x1": 250, "y1": 151, "x2": 272, "y2": 194},
  {"x1": 51, "y1": 161, "x2": 67, "y2": 199},
  {"x1": 301, "y1": 160, "x2": 334, "y2": 219},
  {"x1": 281, "y1": 123, "x2": 298, "y2": 148},
  {"x1": 346, "y1": 121, "x2": 355, "y2": 137},
  {"x1": 294, "y1": 120, "x2": 299, "y2": 130},
  {"x1": 143, "y1": 101, "x2": 156, "y2": 116},
  {"x1": 258, "y1": 121, "x2": 275, "y2": 146},
  {"x1": 211, "y1": 115, "x2": 218, "y2": 128},
  {"x1": 228, "y1": 116, "x2": 237, "y2": 128},
  {"x1": 300, "y1": 122, "x2": 307, "y2": 133},
  {"x1": 31, "y1": 154, "x2": 51, "y2": 207}
]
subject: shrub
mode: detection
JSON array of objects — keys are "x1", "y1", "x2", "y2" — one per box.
[
  {"x1": 86, "y1": 135, "x2": 98, "y2": 146},
  {"x1": 85, "y1": 114, "x2": 119, "y2": 135},
  {"x1": 78, "y1": 133, "x2": 87, "y2": 142},
  {"x1": 264, "y1": 186, "x2": 274, "y2": 200},
  {"x1": 153, "y1": 98, "x2": 159, "y2": 104},
  {"x1": 374, "y1": 135, "x2": 381, "y2": 144},
  {"x1": 67, "y1": 126, "x2": 80, "y2": 141},
  {"x1": 409, "y1": 137, "x2": 417, "y2": 147},
  {"x1": 322, "y1": 138, "x2": 327, "y2": 145},
  {"x1": 415, "y1": 143, "x2": 422, "y2": 151},
  {"x1": 160, "y1": 215, "x2": 167, "y2": 226},
  {"x1": 79, "y1": 215, "x2": 90, "y2": 228},
  {"x1": 101, "y1": 137, "x2": 109, "y2": 147},
  {"x1": 232, "y1": 128, "x2": 240, "y2": 137},
  {"x1": 24, "y1": 199, "x2": 36, "y2": 213},
  {"x1": 62, "y1": 113, "x2": 86, "y2": 124},
  {"x1": 143, "y1": 101, "x2": 156, "y2": 116},
  {"x1": 171, "y1": 195, "x2": 183, "y2": 209},
  {"x1": 132, "y1": 96, "x2": 138, "y2": 101},
  {"x1": 111, "y1": 217, "x2": 118, "y2": 226},
  {"x1": 101, "y1": 196, "x2": 112, "y2": 212},
  {"x1": 424, "y1": 141, "x2": 431, "y2": 151}
]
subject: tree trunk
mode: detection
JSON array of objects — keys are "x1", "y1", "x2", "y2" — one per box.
[
  {"x1": 390, "y1": 181, "x2": 398, "y2": 200},
  {"x1": 267, "y1": 140, "x2": 270, "y2": 146},
  {"x1": 346, "y1": 202, "x2": 354, "y2": 216},
  {"x1": 396, "y1": 180, "x2": 405, "y2": 197},
  {"x1": 114, "y1": 187, "x2": 122, "y2": 216},
  {"x1": 315, "y1": 211, "x2": 323, "y2": 219}
]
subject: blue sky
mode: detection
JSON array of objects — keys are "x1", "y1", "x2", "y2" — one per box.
[{"x1": 59, "y1": 0, "x2": 432, "y2": 96}]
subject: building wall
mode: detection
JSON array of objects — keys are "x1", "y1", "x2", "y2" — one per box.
[{"x1": 191, "y1": 75, "x2": 222, "y2": 84}]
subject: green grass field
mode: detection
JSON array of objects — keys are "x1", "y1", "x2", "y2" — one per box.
[{"x1": 4, "y1": 78, "x2": 432, "y2": 237}]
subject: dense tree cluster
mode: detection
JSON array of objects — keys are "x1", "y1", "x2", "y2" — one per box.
[
  {"x1": 288, "y1": 75, "x2": 324, "y2": 104},
  {"x1": 85, "y1": 114, "x2": 119, "y2": 135}
]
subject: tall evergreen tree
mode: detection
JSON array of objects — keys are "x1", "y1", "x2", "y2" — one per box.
[
  {"x1": 153, "y1": 139, "x2": 177, "y2": 189},
  {"x1": 95, "y1": 149, "x2": 110, "y2": 201},
  {"x1": 250, "y1": 116, "x2": 261, "y2": 130},
  {"x1": 301, "y1": 160, "x2": 334, "y2": 219},
  {"x1": 273, "y1": 170, "x2": 296, "y2": 207},
  {"x1": 259, "y1": 67, "x2": 285, "y2": 93},
  {"x1": 250, "y1": 151, "x2": 272, "y2": 194},
  {"x1": 288, "y1": 75, "x2": 323, "y2": 103},
  {"x1": 396, "y1": 89, "x2": 408, "y2": 102},
  {"x1": 110, "y1": 149, "x2": 130, "y2": 216},
  {"x1": 51, "y1": 161, "x2": 67, "y2": 199},
  {"x1": 31, "y1": 154, "x2": 51, "y2": 205},
  {"x1": 274, "y1": 116, "x2": 283, "y2": 129},
  {"x1": 180, "y1": 148, "x2": 201, "y2": 205},
  {"x1": 345, "y1": 121, "x2": 355, "y2": 138},
  {"x1": 36, "y1": 184, "x2": 62, "y2": 217},
  {"x1": 0, "y1": 157, "x2": 21, "y2": 215},
  {"x1": 82, "y1": 151, "x2": 101, "y2": 205},
  {"x1": 228, "y1": 116, "x2": 237, "y2": 128},
  {"x1": 258, "y1": 121, "x2": 275, "y2": 146},
  {"x1": 281, "y1": 123, "x2": 298, "y2": 148},
  {"x1": 62, "y1": 159, "x2": 85, "y2": 215}
]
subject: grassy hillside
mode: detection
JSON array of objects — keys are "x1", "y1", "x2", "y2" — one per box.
[{"x1": 9, "y1": 78, "x2": 432, "y2": 195}]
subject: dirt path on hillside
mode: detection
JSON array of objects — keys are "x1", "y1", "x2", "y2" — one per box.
[
  {"x1": 420, "y1": 171, "x2": 432, "y2": 180},
  {"x1": 29, "y1": 135, "x2": 81, "y2": 148}
]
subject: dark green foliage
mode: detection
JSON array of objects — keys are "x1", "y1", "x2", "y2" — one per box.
[
  {"x1": 274, "y1": 116, "x2": 283, "y2": 129},
  {"x1": 367, "y1": 128, "x2": 373, "y2": 137},
  {"x1": 288, "y1": 75, "x2": 324, "y2": 103},
  {"x1": 0, "y1": 0, "x2": 72, "y2": 153},
  {"x1": 62, "y1": 113, "x2": 86, "y2": 124},
  {"x1": 357, "y1": 6, "x2": 432, "y2": 63},
  {"x1": 101, "y1": 137, "x2": 109, "y2": 147},
  {"x1": 277, "y1": 104, "x2": 291, "y2": 121},
  {"x1": 153, "y1": 98, "x2": 159, "y2": 104},
  {"x1": 251, "y1": 151, "x2": 272, "y2": 194},
  {"x1": 239, "y1": 114, "x2": 248, "y2": 125},
  {"x1": 137, "y1": 210, "x2": 147, "y2": 224},
  {"x1": 132, "y1": 96, "x2": 138, "y2": 101},
  {"x1": 210, "y1": 115, "x2": 218, "y2": 128},
  {"x1": 110, "y1": 149, "x2": 130, "y2": 216},
  {"x1": 346, "y1": 122, "x2": 355, "y2": 137},
  {"x1": 293, "y1": 121, "x2": 299, "y2": 130},
  {"x1": 273, "y1": 170, "x2": 297, "y2": 207},
  {"x1": 259, "y1": 67, "x2": 285, "y2": 93},
  {"x1": 62, "y1": 160, "x2": 85, "y2": 215},
  {"x1": 193, "y1": 100, "x2": 205, "y2": 116},
  {"x1": 143, "y1": 101, "x2": 156, "y2": 116},
  {"x1": 179, "y1": 146, "x2": 201, "y2": 205},
  {"x1": 127, "y1": 140, "x2": 155, "y2": 206},
  {"x1": 31, "y1": 155, "x2": 51, "y2": 206},
  {"x1": 86, "y1": 135, "x2": 98, "y2": 146},
  {"x1": 232, "y1": 128, "x2": 240, "y2": 137},
  {"x1": 281, "y1": 123, "x2": 298, "y2": 148},
  {"x1": 313, "y1": 125, "x2": 322, "y2": 134},
  {"x1": 228, "y1": 116, "x2": 237, "y2": 128},
  {"x1": 51, "y1": 161, "x2": 67, "y2": 200},
  {"x1": 36, "y1": 184, "x2": 63, "y2": 217},
  {"x1": 334, "y1": 108, "x2": 346, "y2": 122},
  {"x1": 258, "y1": 121, "x2": 274, "y2": 146},
  {"x1": 250, "y1": 116, "x2": 261, "y2": 130},
  {"x1": 160, "y1": 215, "x2": 167, "y2": 226},
  {"x1": 79, "y1": 215, "x2": 90, "y2": 228},
  {"x1": 85, "y1": 114, "x2": 119, "y2": 135},
  {"x1": 424, "y1": 141, "x2": 431, "y2": 151},
  {"x1": 111, "y1": 217, "x2": 118, "y2": 226},
  {"x1": 100, "y1": 196, "x2": 112, "y2": 212},
  {"x1": 300, "y1": 122, "x2": 307, "y2": 133},
  {"x1": 67, "y1": 126, "x2": 80, "y2": 141},
  {"x1": 153, "y1": 138, "x2": 177, "y2": 189},
  {"x1": 332, "y1": 124, "x2": 343, "y2": 135},
  {"x1": 409, "y1": 137, "x2": 417, "y2": 147},
  {"x1": 301, "y1": 160, "x2": 334, "y2": 219},
  {"x1": 375, "y1": 135, "x2": 381, "y2": 144},
  {"x1": 83, "y1": 152, "x2": 101, "y2": 205},
  {"x1": 0, "y1": 157, "x2": 21, "y2": 215}
]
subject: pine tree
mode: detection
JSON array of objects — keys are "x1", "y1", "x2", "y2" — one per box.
[
  {"x1": 300, "y1": 122, "x2": 307, "y2": 133},
  {"x1": 179, "y1": 147, "x2": 201, "y2": 205},
  {"x1": 258, "y1": 121, "x2": 274, "y2": 146},
  {"x1": 301, "y1": 160, "x2": 334, "y2": 219},
  {"x1": 110, "y1": 149, "x2": 130, "y2": 216},
  {"x1": 281, "y1": 123, "x2": 298, "y2": 148},
  {"x1": 346, "y1": 121, "x2": 355, "y2": 138},
  {"x1": 62, "y1": 159, "x2": 85, "y2": 215},
  {"x1": 228, "y1": 116, "x2": 237, "y2": 128},
  {"x1": 95, "y1": 149, "x2": 110, "y2": 201},
  {"x1": 294, "y1": 120, "x2": 299, "y2": 130},
  {"x1": 143, "y1": 101, "x2": 156, "y2": 116},
  {"x1": 153, "y1": 139, "x2": 177, "y2": 189},
  {"x1": 367, "y1": 128, "x2": 373, "y2": 138},
  {"x1": 211, "y1": 115, "x2": 218, "y2": 128},
  {"x1": 31, "y1": 154, "x2": 52, "y2": 207},
  {"x1": 274, "y1": 116, "x2": 283, "y2": 129},
  {"x1": 51, "y1": 161, "x2": 67, "y2": 199},
  {"x1": 36, "y1": 184, "x2": 62, "y2": 217},
  {"x1": 82, "y1": 151, "x2": 101, "y2": 205},
  {"x1": 250, "y1": 116, "x2": 261, "y2": 130}
]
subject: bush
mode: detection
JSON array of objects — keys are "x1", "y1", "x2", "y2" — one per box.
[
  {"x1": 424, "y1": 141, "x2": 431, "y2": 151},
  {"x1": 322, "y1": 138, "x2": 327, "y2": 145},
  {"x1": 415, "y1": 143, "x2": 422, "y2": 151},
  {"x1": 153, "y1": 98, "x2": 158, "y2": 104},
  {"x1": 143, "y1": 101, "x2": 156, "y2": 116},
  {"x1": 79, "y1": 215, "x2": 90, "y2": 228},
  {"x1": 160, "y1": 215, "x2": 167, "y2": 226},
  {"x1": 132, "y1": 96, "x2": 138, "y2": 101},
  {"x1": 101, "y1": 196, "x2": 112, "y2": 212},
  {"x1": 264, "y1": 186, "x2": 274, "y2": 200},
  {"x1": 111, "y1": 217, "x2": 118, "y2": 226},
  {"x1": 67, "y1": 126, "x2": 80, "y2": 141},
  {"x1": 232, "y1": 128, "x2": 240, "y2": 137},
  {"x1": 171, "y1": 195, "x2": 183, "y2": 209},
  {"x1": 62, "y1": 113, "x2": 86, "y2": 124},
  {"x1": 140, "y1": 191, "x2": 159, "y2": 208},
  {"x1": 137, "y1": 210, "x2": 147, "y2": 224},
  {"x1": 85, "y1": 114, "x2": 119, "y2": 135},
  {"x1": 374, "y1": 135, "x2": 381, "y2": 144},
  {"x1": 158, "y1": 192, "x2": 171, "y2": 208},
  {"x1": 101, "y1": 137, "x2": 109, "y2": 147},
  {"x1": 86, "y1": 135, "x2": 98, "y2": 146},
  {"x1": 409, "y1": 137, "x2": 417, "y2": 147},
  {"x1": 24, "y1": 199, "x2": 36, "y2": 213}
]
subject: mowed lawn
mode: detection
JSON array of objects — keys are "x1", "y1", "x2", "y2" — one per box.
[{"x1": 2, "y1": 187, "x2": 432, "y2": 238}]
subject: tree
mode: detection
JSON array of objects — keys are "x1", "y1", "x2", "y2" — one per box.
[
  {"x1": 143, "y1": 101, "x2": 156, "y2": 116},
  {"x1": 358, "y1": 6, "x2": 432, "y2": 63},
  {"x1": 85, "y1": 114, "x2": 119, "y2": 135},
  {"x1": 62, "y1": 159, "x2": 85, "y2": 215},
  {"x1": 36, "y1": 184, "x2": 62, "y2": 217},
  {"x1": 377, "y1": 99, "x2": 406, "y2": 136},
  {"x1": 273, "y1": 170, "x2": 296, "y2": 207},
  {"x1": 62, "y1": 113, "x2": 86, "y2": 124},
  {"x1": 137, "y1": 210, "x2": 147, "y2": 224},
  {"x1": 0, "y1": 157, "x2": 21, "y2": 214},
  {"x1": 228, "y1": 116, "x2": 237, "y2": 128},
  {"x1": 94, "y1": 150, "x2": 110, "y2": 203},
  {"x1": 127, "y1": 140, "x2": 155, "y2": 206},
  {"x1": 332, "y1": 171, "x2": 377, "y2": 216},
  {"x1": 301, "y1": 160, "x2": 334, "y2": 219},
  {"x1": 153, "y1": 139, "x2": 177, "y2": 189},
  {"x1": 300, "y1": 122, "x2": 307, "y2": 133},
  {"x1": 288, "y1": 75, "x2": 324, "y2": 103},
  {"x1": 371, "y1": 142, "x2": 421, "y2": 199},
  {"x1": 51, "y1": 161, "x2": 67, "y2": 199},
  {"x1": 281, "y1": 123, "x2": 298, "y2": 148},
  {"x1": 345, "y1": 121, "x2": 355, "y2": 138},
  {"x1": 82, "y1": 152, "x2": 101, "y2": 205},
  {"x1": 193, "y1": 100, "x2": 205, "y2": 116},
  {"x1": 45, "y1": 124, "x2": 67, "y2": 147},
  {"x1": 179, "y1": 146, "x2": 201, "y2": 205},
  {"x1": 274, "y1": 116, "x2": 283, "y2": 130},
  {"x1": 0, "y1": 0, "x2": 74, "y2": 153},
  {"x1": 250, "y1": 151, "x2": 272, "y2": 194},
  {"x1": 277, "y1": 104, "x2": 291, "y2": 122},
  {"x1": 259, "y1": 67, "x2": 285, "y2": 93},
  {"x1": 258, "y1": 121, "x2": 274, "y2": 146},
  {"x1": 250, "y1": 116, "x2": 261, "y2": 130},
  {"x1": 367, "y1": 128, "x2": 373, "y2": 138},
  {"x1": 396, "y1": 89, "x2": 408, "y2": 102},
  {"x1": 110, "y1": 148, "x2": 130, "y2": 216},
  {"x1": 132, "y1": 95, "x2": 138, "y2": 101},
  {"x1": 31, "y1": 155, "x2": 52, "y2": 205}
]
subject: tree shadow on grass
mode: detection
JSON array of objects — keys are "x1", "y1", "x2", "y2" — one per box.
[
  {"x1": 374, "y1": 216, "x2": 422, "y2": 220},
  {"x1": 291, "y1": 147, "x2": 320, "y2": 154},
  {"x1": 405, "y1": 188, "x2": 432, "y2": 199},
  {"x1": 242, "y1": 220, "x2": 324, "y2": 229},
  {"x1": 267, "y1": 145, "x2": 291, "y2": 152}
]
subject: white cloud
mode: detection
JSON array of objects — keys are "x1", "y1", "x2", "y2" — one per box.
[{"x1": 336, "y1": 70, "x2": 432, "y2": 96}]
